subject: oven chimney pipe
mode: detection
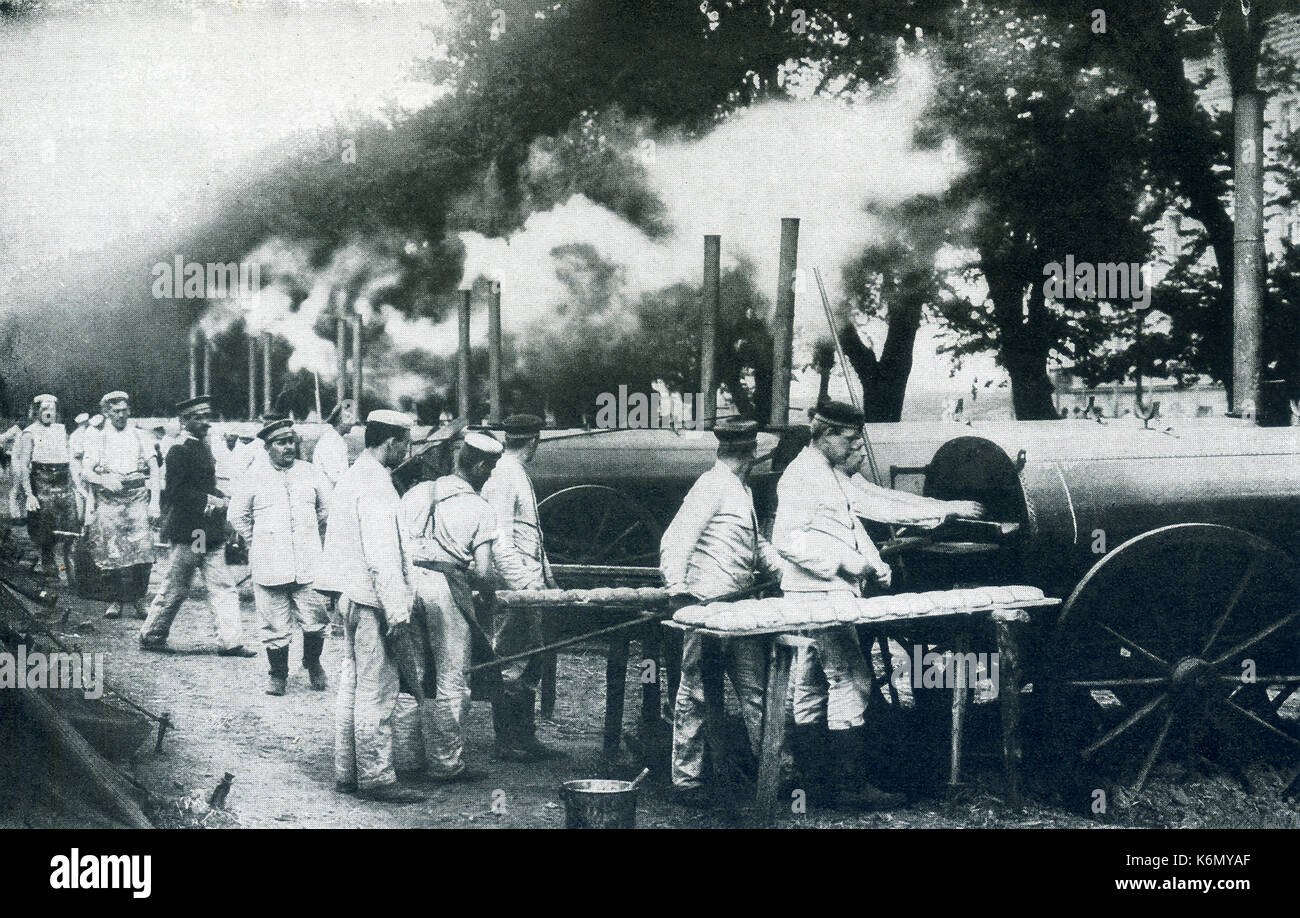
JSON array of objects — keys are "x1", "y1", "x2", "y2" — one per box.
[
  {"x1": 488, "y1": 283, "x2": 503, "y2": 425},
  {"x1": 700, "y1": 235, "x2": 720, "y2": 429},
  {"x1": 770, "y1": 218, "x2": 799, "y2": 427},
  {"x1": 336, "y1": 310, "x2": 347, "y2": 408},
  {"x1": 202, "y1": 337, "x2": 213, "y2": 396},
  {"x1": 261, "y1": 332, "x2": 272, "y2": 416},
  {"x1": 247, "y1": 334, "x2": 256, "y2": 420},
  {"x1": 457, "y1": 290, "x2": 472, "y2": 420},
  {"x1": 188, "y1": 327, "x2": 199, "y2": 399},
  {"x1": 351, "y1": 315, "x2": 363, "y2": 414}
]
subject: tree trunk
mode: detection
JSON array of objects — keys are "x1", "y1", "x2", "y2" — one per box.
[
  {"x1": 838, "y1": 287, "x2": 924, "y2": 422},
  {"x1": 1108, "y1": 4, "x2": 1236, "y2": 397},
  {"x1": 984, "y1": 256, "x2": 1060, "y2": 420}
]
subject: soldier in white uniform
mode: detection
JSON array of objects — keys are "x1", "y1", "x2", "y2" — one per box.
[
  {"x1": 319, "y1": 409, "x2": 423, "y2": 803},
  {"x1": 229, "y1": 419, "x2": 331, "y2": 696},
  {"x1": 481, "y1": 414, "x2": 565, "y2": 762},
  {"x1": 660, "y1": 420, "x2": 786, "y2": 808},
  {"x1": 401, "y1": 432, "x2": 524, "y2": 781},
  {"x1": 772, "y1": 400, "x2": 904, "y2": 810},
  {"x1": 313, "y1": 399, "x2": 355, "y2": 489}
]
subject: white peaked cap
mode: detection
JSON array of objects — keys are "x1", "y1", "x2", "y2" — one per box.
[
  {"x1": 463, "y1": 431, "x2": 504, "y2": 455},
  {"x1": 366, "y1": 409, "x2": 413, "y2": 429}
]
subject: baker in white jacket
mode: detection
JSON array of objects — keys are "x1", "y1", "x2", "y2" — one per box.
[{"x1": 229, "y1": 418, "x2": 331, "y2": 696}]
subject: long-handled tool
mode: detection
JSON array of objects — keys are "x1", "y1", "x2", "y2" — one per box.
[{"x1": 469, "y1": 578, "x2": 778, "y2": 674}]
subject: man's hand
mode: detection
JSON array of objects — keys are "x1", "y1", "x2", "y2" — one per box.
[
  {"x1": 387, "y1": 618, "x2": 412, "y2": 642},
  {"x1": 147, "y1": 500, "x2": 161, "y2": 522},
  {"x1": 99, "y1": 473, "x2": 124, "y2": 494},
  {"x1": 25, "y1": 494, "x2": 39, "y2": 513},
  {"x1": 869, "y1": 561, "x2": 893, "y2": 589},
  {"x1": 668, "y1": 593, "x2": 698, "y2": 613},
  {"x1": 945, "y1": 500, "x2": 986, "y2": 521}
]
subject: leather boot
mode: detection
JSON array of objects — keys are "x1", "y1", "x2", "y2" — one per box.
[
  {"x1": 788, "y1": 722, "x2": 830, "y2": 801},
  {"x1": 827, "y1": 726, "x2": 905, "y2": 811},
  {"x1": 493, "y1": 694, "x2": 530, "y2": 762},
  {"x1": 515, "y1": 691, "x2": 566, "y2": 760},
  {"x1": 302, "y1": 631, "x2": 328, "y2": 691},
  {"x1": 265, "y1": 646, "x2": 290, "y2": 696}
]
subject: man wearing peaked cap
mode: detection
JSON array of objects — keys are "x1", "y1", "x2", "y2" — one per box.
[
  {"x1": 139, "y1": 395, "x2": 256, "y2": 656},
  {"x1": 319, "y1": 405, "x2": 424, "y2": 802},
  {"x1": 313, "y1": 398, "x2": 357, "y2": 490},
  {"x1": 400, "y1": 426, "x2": 530, "y2": 781},
  {"x1": 482, "y1": 413, "x2": 564, "y2": 761},
  {"x1": 811, "y1": 398, "x2": 866, "y2": 429},
  {"x1": 230, "y1": 418, "x2": 331, "y2": 696},
  {"x1": 660, "y1": 419, "x2": 785, "y2": 806}
]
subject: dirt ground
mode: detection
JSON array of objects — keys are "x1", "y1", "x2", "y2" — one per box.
[{"x1": 7, "y1": 525, "x2": 1300, "y2": 829}]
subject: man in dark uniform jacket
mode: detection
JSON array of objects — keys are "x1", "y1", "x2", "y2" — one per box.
[{"x1": 139, "y1": 396, "x2": 255, "y2": 656}]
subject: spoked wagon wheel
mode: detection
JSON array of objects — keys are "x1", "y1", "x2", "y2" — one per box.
[
  {"x1": 537, "y1": 485, "x2": 664, "y2": 567},
  {"x1": 1044, "y1": 523, "x2": 1300, "y2": 796}
]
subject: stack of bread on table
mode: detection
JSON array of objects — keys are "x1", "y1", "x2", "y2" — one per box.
[
  {"x1": 672, "y1": 586, "x2": 1053, "y2": 633},
  {"x1": 494, "y1": 586, "x2": 672, "y2": 607}
]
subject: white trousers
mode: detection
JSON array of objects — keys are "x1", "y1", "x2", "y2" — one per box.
[
  {"x1": 412, "y1": 568, "x2": 473, "y2": 775},
  {"x1": 672, "y1": 631, "x2": 767, "y2": 788},
  {"x1": 140, "y1": 543, "x2": 244, "y2": 651},
  {"x1": 254, "y1": 581, "x2": 328, "y2": 650},
  {"x1": 790, "y1": 623, "x2": 874, "y2": 731},
  {"x1": 334, "y1": 601, "x2": 399, "y2": 791}
]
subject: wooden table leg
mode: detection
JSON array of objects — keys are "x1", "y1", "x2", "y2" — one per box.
[
  {"x1": 665, "y1": 626, "x2": 683, "y2": 713},
  {"x1": 640, "y1": 620, "x2": 662, "y2": 730},
  {"x1": 699, "y1": 633, "x2": 728, "y2": 788},
  {"x1": 603, "y1": 636, "x2": 630, "y2": 769},
  {"x1": 949, "y1": 631, "x2": 969, "y2": 787},
  {"x1": 757, "y1": 638, "x2": 796, "y2": 824},
  {"x1": 993, "y1": 609, "x2": 1030, "y2": 806},
  {"x1": 540, "y1": 652, "x2": 558, "y2": 718}
]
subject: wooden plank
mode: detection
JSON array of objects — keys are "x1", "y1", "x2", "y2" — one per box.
[
  {"x1": 993, "y1": 608, "x2": 1031, "y2": 806},
  {"x1": 603, "y1": 637, "x2": 630, "y2": 768},
  {"x1": 757, "y1": 638, "x2": 796, "y2": 824},
  {"x1": 699, "y1": 634, "x2": 728, "y2": 787},
  {"x1": 949, "y1": 630, "x2": 970, "y2": 787}
]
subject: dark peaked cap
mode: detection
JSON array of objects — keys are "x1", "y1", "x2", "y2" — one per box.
[
  {"x1": 813, "y1": 398, "x2": 865, "y2": 428},
  {"x1": 175, "y1": 395, "x2": 212, "y2": 417},
  {"x1": 502, "y1": 414, "x2": 544, "y2": 437},
  {"x1": 258, "y1": 418, "x2": 294, "y2": 441},
  {"x1": 714, "y1": 420, "x2": 759, "y2": 444}
]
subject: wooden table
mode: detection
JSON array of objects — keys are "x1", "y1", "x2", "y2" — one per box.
[{"x1": 665, "y1": 599, "x2": 1055, "y2": 822}]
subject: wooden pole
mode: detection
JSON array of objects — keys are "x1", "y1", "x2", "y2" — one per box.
[
  {"x1": 336, "y1": 314, "x2": 347, "y2": 407},
  {"x1": 352, "y1": 315, "x2": 363, "y2": 413},
  {"x1": 261, "y1": 332, "x2": 272, "y2": 416},
  {"x1": 700, "y1": 235, "x2": 720, "y2": 428},
  {"x1": 247, "y1": 334, "x2": 256, "y2": 420},
  {"x1": 488, "y1": 284, "x2": 503, "y2": 424},
  {"x1": 202, "y1": 337, "x2": 212, "y2": 396},
  {"x1": 458, "y1": 290, "x2": 472, "y2": 420},
  {"x1": 770, "y1": 218, "x2": 799, "y2": 427}
]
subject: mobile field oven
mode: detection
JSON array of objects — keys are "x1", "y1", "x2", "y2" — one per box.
[{"x1": 406, "y1": 224, "x2": 1300, "y2": 801}]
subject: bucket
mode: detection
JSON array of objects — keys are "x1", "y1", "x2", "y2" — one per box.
[{"x1": 559, "y1": 778, "x2": 640, "y2": 829}]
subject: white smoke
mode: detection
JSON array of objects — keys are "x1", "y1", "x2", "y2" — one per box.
[
  {"x1": 203, "y1": 55, "x2": 964, "y2": 406},
  {"x1": 457, "y1": 55, "x2": 958, "y2": 397}
]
